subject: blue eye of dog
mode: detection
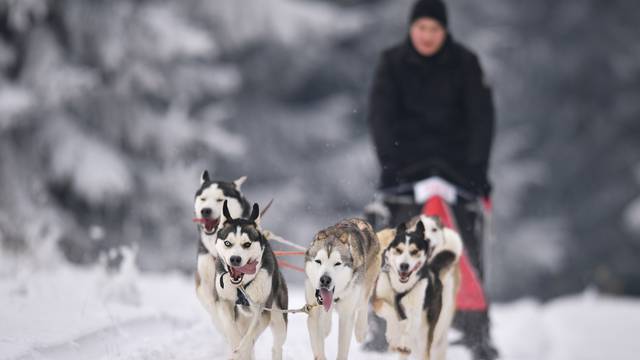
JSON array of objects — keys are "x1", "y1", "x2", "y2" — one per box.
[
  {"x1": 224, "y1": 241, "x2": 232, "y2": 247},
  {"x1": 242, "y1": 242, "x2": 251, "y2": 248},
  {"x1": 334, "y1": 262, "x2": 342, "y2": 267},
  {"x1": 315, "y1": 259, "x2": 321, "y2": 264}
]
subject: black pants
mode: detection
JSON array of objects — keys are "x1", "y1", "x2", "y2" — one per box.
[{"x1": 365, "y1": 196, "x2": 496, "y2": 357}]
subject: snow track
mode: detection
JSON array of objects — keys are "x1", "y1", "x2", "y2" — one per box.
[{"x1": 2, "y1": 261, "x2": 640, "y2": 360}]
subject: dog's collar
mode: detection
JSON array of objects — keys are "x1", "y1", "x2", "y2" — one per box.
[{"x1": 235, "y1": 279, "x2": 254, "y2": 306}]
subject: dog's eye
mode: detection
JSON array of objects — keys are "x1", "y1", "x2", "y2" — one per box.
[
  {"x1": 315, "y1": 259, "x2": 321, "y2": 264},
  {"x1": 200, "y1": 198, "x2": 206, "y2": 202},
  {"x1": 334, "y1": 262, "x2": 342, "y2": 267},
  {"x1": 224, "y1": 241, "x2": 232, "y2": 247},
  {"x1": 394, "y1": 248, "x2": 402, "y2": 255},
  {"x1": 242, "y1": 242, "x2": 251, "y2": 249},
  {"x1": 217, "y1": 199, "x2": 223, "y2": 203},
  {"x1": 410, "y1": 250, "x2": 419, "y2": 256},
  {"x1": 432, "y1": 228, "x2": 438, "y2": 233}
]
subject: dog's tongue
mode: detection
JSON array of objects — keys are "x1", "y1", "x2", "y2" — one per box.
[
  {"x1": 320, "y1": 288, "x2": 333, "y2": 312},
  {"x1": 192, "y1": 218, "x2": 219, "y2": 232},
  {"x1": 233, "y1": 260, "x2": 258, "y2": 275},
  {"x1": 204, "y1": 218, "x2": 218, "y2": 232}
]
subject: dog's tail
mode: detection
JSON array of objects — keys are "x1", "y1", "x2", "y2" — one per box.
[{"x1": 435, "y1": 227, "x2": 463, "y2": 263}]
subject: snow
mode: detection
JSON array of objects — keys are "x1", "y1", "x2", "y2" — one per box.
[
  {"x1": 197, "y1": 0, "x2": 364, "y2": 49},
  {"x1": 0, "y1": 86, "x2": 33, "y2": 131},
  {"x1": 2, "y1": 251, "x2": 640, "y2": 360},
  {"x1": 138, "y1": 3, "x2": 218, "y2": 61}
]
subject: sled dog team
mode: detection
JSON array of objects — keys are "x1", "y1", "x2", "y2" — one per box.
[{"x1": 194, "y1": 172, "x2": 463, "y2": 360}]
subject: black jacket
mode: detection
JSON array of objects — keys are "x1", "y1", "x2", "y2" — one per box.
[{"x1": 368, "y1": 36, "x2": 495, "y2": 196}]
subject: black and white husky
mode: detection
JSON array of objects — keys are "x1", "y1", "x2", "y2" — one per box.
[
  {"x1": 304, "y1": 218, "x2": 382, "y2": 360},
  {"x1": 193, "y1": 171, "x2": 251, "y2": 344},
  {"x1": 373, "y1": 215, "x2": 462, "y2": 360},
  {"x1": 213, "y1": 200, "x2": 288, "y2": 360}
]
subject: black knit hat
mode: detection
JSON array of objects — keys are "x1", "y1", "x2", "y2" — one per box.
[{"x1": 409, "y1": 0, "x2": 448, "y2": 28}]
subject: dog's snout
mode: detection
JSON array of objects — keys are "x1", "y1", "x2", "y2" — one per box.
[
  {"x1": 230, "y1": 255, "x2": 242, "y2": 267},
  {"x1": 399, "y1": 263, "x2": 410, "y2": 272},
  {"x1": 201, "y1": 208, "x2": 212, "y2": 218},
  {"x1": 320, "y1": 274, "x2": 332, "y2": 288}
]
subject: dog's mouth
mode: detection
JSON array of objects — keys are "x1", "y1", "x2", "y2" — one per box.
[
  {"x1": 193, "y1": 217, "x2": 220, "y2": 235},
  {"x1": 398, "y1": 271, "x2": 413, "y2": 283},
  {"x1": 398, "y1": 262, "x2": 421, "y2": 283},
  {"x1": 228, "y1": 259, "x2": 259, "y2": 285},
  {"x1": 315, "y1": 287, "x2": 335, "y2": 312}
]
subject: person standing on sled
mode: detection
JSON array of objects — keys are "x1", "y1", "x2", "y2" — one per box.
[{"x1": 364, "y1": 0, "x2": 499, "y2": 359}]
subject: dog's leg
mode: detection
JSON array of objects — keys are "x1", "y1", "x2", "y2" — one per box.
[
  {"x1": 196, "y1": 256, "x2": 222, "y2": 328},
  {"x1": 430, "y1": 335, "x2": 448, "y2": 360},
  {"x1": 337, "y1": 312, "x2": 355, "y2": 360},
  {"x1": 270, "y1": 310, "x2": 287, "y2": 360},
  {"x1": 233, "y1": 305, "x2": 264, "y2": 360},
  {"x1": 307, "y1": 306, "x2": 327, "y2": 360},
  {"x1": 354, "y1": 302, "x2": 369, "y2": 343},
  {"x1": 418, "y1": 325, "x2": 431, "y2": 360},
  {"x1": 215, "y1": 301, "x2": 242, "y2": 352},
  {"x1": 336, "y1": 296, "x2": 359, "y2": 360}
]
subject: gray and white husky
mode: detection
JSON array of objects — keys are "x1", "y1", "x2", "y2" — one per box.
[
  {"x1": 373, "y1": 215, "x2": 462, "y2": 360},
  {"x1": 213, "y1": 200, "x2": 288, "y2": 360},
  {"x1": 304, "y1": 218, "x2": 381, "y2": 360},
  {"x1": 193, "y1": 171, "x2": 250, "y2": 343}
]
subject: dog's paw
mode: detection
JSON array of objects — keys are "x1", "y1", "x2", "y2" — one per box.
[
  {"x1": 355, "y1": 316, "x2": 368, "y2": 343},
  {"x1": 229, "y1": 347, "x2": 245, "y2": 360},
  {"x1": 390, "y1": 345, "x2": 412, "y2": 355}
]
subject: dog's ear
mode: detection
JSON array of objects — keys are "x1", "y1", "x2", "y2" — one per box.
[
  {"x1": 249, "y1": 203, "x2": 260, "y2": 223},
  {"x1": 222, "y1": 200, "x2": 233, "y2": 222},
  {"x1": 234, "y1": 176, "x2": 247, "y2": 190},
  {"x1": 397, "y1": 222, "x2": 407, "y2": 235},
  {"x1": 200, "y1": 170, "x2": 210, "y2": 185},
  {"x1": 415, "y1": 220, "x2": 425, "y2": 238}
]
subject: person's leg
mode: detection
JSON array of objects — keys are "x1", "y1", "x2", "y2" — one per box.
[
  {"x1": 363, "y1": 200, "x2": 421, "y2": 352},
  {"x1": 450, "y1": 197, "x2": 498, "y2": 360}
]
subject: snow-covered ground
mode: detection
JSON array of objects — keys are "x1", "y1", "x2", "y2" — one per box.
[{"x1": 2, "y1": 251, "x2": 639, "y2": 360}]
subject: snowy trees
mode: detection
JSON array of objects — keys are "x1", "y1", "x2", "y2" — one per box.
[{"x1": 1, "y1": 0, "x2": 638, "y2": 299}]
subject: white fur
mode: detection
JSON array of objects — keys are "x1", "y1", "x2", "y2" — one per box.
[
  {"x1": 305, "y1": 249, "x2": 354, "y2": 296},
  {"x1": 215, "y1": 227, "x2": 264, "y2": 287},
  {"x1": 305, "y1": 248, "x2": 369, "y2": 360},
  {"x1": 413, "y1": 215, "x2": 463, "y2": 261},
  {"x1": 195, "y1": 176, "x2": 278, "y2": 360},
  {"x1": 209, "y1": 219, "x2": 286, "y2": 360},
  {"x1": 374, "y1": 221, "x2": 464, "y2": 360}
]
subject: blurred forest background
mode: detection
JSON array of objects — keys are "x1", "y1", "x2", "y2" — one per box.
[{"x1": 0, "y1": 0, "x2": 639, "y2": 301}]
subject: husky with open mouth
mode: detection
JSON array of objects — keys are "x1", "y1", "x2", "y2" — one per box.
[
  {"x1": 373, "y1": 216, "x2": 463, "y2": 360},
  {"x1": 212, "y1": 200, "x2": 288, "y2": 360},
  {"x1": 193, "y1": 171, "x2": 250, "y2": 336},
  {"x1": 304, "y1": 218, "x2": 381, "y2": 360}
]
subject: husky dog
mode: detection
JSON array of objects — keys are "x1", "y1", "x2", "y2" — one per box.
[
  {"x1": 213, "y1": 200, "x2": 288, "y2": 360},
  {"x1": 194, "y1": 171, "x2": 250, "y2": 334},
  {"x1": 305, "y1": 218, "x2": 381, "y2": 360},
  {"x1": 373, "y1": 215, "x2": 462, "y2": 360}
]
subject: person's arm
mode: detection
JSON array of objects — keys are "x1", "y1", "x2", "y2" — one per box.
[
  {"x1": 368, "y1": 53, "x2": 401, "y2": 167},
  {"x1": 463, "y1": 54, "x2": 495, "y2": 195}
]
